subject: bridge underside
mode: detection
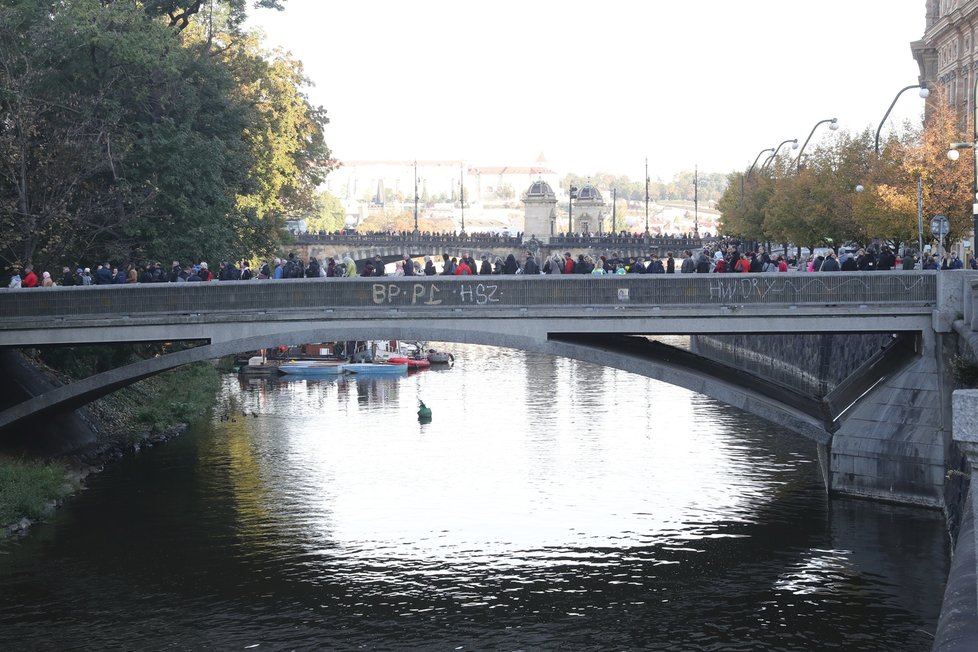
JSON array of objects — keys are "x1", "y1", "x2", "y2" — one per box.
[{"x1": 1, "y1": 323, "x2": 921, "y2": 442}]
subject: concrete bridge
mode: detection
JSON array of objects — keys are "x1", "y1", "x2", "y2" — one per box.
[
  {"x1": 0, "y1": 271, "x2": 967, "y2": 512},
  {"x1": 293, "y1": 232, "x2": 706, "y2": 268}
]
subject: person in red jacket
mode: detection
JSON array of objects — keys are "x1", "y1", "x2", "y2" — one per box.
[
  {"x1": 734, "y1": 253, "x2": 751, "y2": 273},
  {"x1": 21, "y1": 265, "x2": 38, "y2": 288},
  {"x1": 453, "y1": 257, "x2": 472, "y2": 275}
]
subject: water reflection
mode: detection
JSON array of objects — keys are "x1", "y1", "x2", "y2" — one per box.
[{"x1": 0, "y1": 344, "x2": 948, "y2": 651}]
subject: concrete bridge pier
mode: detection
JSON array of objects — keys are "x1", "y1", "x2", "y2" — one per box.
[{"x1": 826, "y1": 329, "x2": 950, "y2": 508}]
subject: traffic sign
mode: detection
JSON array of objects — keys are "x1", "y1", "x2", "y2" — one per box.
[{"x1": 930, "y1": 214, "x2": 949, "y2": 236}]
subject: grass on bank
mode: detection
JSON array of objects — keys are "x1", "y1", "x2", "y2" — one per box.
[
  {"x1": 124, "y1": 362, "x2": 222, "y2": 436},
  {"x1": 1, "y1": 357, "x2": 221, "y2": 534},
  {"x1": 0, "y1": 458, "x2": 71, "y2": 527}
]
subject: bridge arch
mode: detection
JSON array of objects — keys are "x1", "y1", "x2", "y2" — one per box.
[{"x1": 0, "y1": 323, "x2": 832, "y2": 445}]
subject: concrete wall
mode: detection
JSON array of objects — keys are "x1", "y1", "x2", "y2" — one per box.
[
  {"x1": 828, "y1": 343, "x2": 950, "y2": 508},
  {"x1": 692, "y1": 333, "x2": 894, "y2": 397},
  {"x1": 693, "y1": 332, "x2": 950, "y2": 508}
]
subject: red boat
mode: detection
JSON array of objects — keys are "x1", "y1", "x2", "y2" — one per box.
[{"x1": 388, "y1": 357, "x2": 431, "y2": 370}]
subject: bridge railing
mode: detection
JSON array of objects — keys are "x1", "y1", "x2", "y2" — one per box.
[
  {"x1": 547, "y1": 235, "x2": 702, "y2": 249},
  {"x1": 0, "y1": 273, "x2": 938, "y2": 320},
  {"x1": 295, "y1": 232, "x2": 709, "y2": 252}
]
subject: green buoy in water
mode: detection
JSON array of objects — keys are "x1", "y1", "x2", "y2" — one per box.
[{"x1": 418, "y1": 400, "x2": 432, "y2": 422}]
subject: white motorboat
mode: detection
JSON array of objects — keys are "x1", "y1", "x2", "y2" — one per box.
[
  {"x1": 341, "y1": 362, "x2": 409, "y2": 375},
  {"x1": 279, "y1": 360, "x2": 348, "y2": 376}
]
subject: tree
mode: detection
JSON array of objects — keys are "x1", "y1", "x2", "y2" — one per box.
[
  {"x1": 882, "y1": 87, "x2": 970, "y2": 248},
  {"x1": 124, "y1": 1, "x2": 286, "y2": 33},
  {"x1": 0, "y1": 0, "x2": 329, "y2": 272},
  {"x1": 303, "y1": 192, "x2": 346, "y2": 234},
  {"x1": 0, "y1": 1, "x2": 191, "y2": 268}
]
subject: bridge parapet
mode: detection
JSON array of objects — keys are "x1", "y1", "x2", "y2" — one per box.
[{"x1": 0, "y1": 272, "x2": 940, "y2": 322}]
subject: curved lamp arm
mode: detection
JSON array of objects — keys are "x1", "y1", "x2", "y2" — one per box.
[
  {"x1": 747, "y1": 147, "x2": 775, "y2": 180},
  {"x1": 761, "y1": 139, "x2": 798, "y2": 171},
  {"x1": 797, "y1": 118, "x2": 838, "y2": 172},
  {"x1": 875, "y1": 85, "x2": 929, "y2": 156}
]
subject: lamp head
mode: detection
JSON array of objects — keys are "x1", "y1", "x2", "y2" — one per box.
[
  {"x1": 855, "y1": 184, "x2": 865, "y2": 193},
  {"x1": 948, "y1": 149, "x2": 961, "y2": 161},
  {"x1": 829, "y1": 118, "x2": 839, "y2": 130},
  {"x1": 790, "y1": 139, "x2": 799, "y2": 149},
  {"x1": 919, "y1": 87, "x2": 930, "y2": 99}
]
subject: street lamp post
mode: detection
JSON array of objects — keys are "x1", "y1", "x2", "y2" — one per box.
[
  {"x1": 459, "y1": 162, "x2": 465, "y2": 235},
  {"x1": 948, "y1": 74, "x2": 978, "y2": 260},
  {"x1": 876, "y1": 84, "x2": 929, "y2": 156},
  {"x1": 761, "y1": 138, "x2": 799, "y2": 171},
  {"x1": 746, "y1": 147, "x2": 775, "y2": 180},
  {"x1": 568, "y1": 184, "x2": 577, "y2": 235},
  {"x1": 645, "y1": 157, "x2": 650, "y2": 235},
  {"x1": 611, "y1": 186, "x2": 617, "y2": 235},
  {"x1": 741, "y1": 147, "x2": 774, "y2": 207},
  {"x1": 413, "y1": 160, "x2": 419, "y2": 234},
  {"x1": 693, "y1": 164, "x2": 699, "y2": 237},
  {"x1": 797, "y1": 118, "x2": 839, "y2": 172}
]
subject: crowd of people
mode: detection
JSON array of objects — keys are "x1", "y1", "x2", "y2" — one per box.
[{"x1": 6, "y1": 243, "x2": 975, "y2": 288}]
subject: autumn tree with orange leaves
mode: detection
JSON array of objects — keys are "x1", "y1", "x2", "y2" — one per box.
[
  {"x1": 860, "y1": 86, "x2": 972, "y2": 250},
  {"x1": 718, "y1": 86, "x2": 974, "y2": 254}
]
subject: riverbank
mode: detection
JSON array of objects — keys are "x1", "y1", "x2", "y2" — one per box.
[{"x1": 1, "y1": 355, "x2": 221, "y2": 537}]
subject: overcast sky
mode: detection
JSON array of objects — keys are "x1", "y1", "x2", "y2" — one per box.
[{"x1": 249, "y1": 0, "x2": 926, "y2": 180}]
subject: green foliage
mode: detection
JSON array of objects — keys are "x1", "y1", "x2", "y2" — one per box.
[
  {"x1": 137, "y1": 0, "x2": 285, "y2": 32},
  {"x1": 34, "y1": 343, "x2": 195, "y2": 377},
  {"x1": 0, "y1": 459, "x2": 71, "y2": 528},
  {"x1": 303, "y1": 192, "x2": 346, "y2": 233},
  {"x1": 130, "y1": 362, "x2": 220, "y2": 433},
  {"x1": 0, "y1": 0, "x2": 328, "y2": 273}
]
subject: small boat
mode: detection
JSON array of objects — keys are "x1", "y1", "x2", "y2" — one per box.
[
  {"x1": 238, "y1": 354, "x2": 281, "y2": 376},
  {"x1": 426, "y1": 349, "x2": 454, "y2": 364},
  {"x1": 388, "y1": 356, "x2": 431, "y2": 370},
  {"x1": 341, "y1": 362, "x2": 409, "y2": 375},
  {"x1": 279, "y1": 360, "x2": 348, "y2": 376}
]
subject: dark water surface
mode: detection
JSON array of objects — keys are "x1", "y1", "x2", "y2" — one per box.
[{"x1": 0, "y1": 344, "x2": 948, "y2": 650}]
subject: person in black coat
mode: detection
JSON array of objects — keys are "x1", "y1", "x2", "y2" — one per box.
[
  {"x1": 503, "y1": 253, "x2": 520, "y2": 274},
  {"x1": 440, "y1": 254, "x2": 455, "y2": 275},
  {"x1": 479, "y1": 254, "x2": 493, "y2": 275}
]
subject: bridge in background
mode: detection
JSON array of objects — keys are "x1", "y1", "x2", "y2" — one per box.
[
  {"x1": 292, "y1": 232, "x2": 706, "y2": 268},
  {"x1": 0, "y1": 271, "x2": 970, "y2": 509}
]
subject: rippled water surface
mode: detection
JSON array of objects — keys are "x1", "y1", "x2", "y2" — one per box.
[{"x1": 0, "y1": 344, "x2": 949, "y2": 650}]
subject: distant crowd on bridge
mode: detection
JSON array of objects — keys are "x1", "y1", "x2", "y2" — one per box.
[
  {"x1": 6, "y1": 240, "x2": 976, "y2": 288},
  {"x1": 296, "y1": 229, "x2": 709, "y2": 247}
]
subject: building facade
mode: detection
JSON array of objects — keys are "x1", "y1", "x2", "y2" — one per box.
[{"x1": 913, "y1": 0, "x2": 978, "y2": 119}]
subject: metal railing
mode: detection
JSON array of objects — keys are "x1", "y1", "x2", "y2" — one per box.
[{"x1": 0, "y1": 272, "x2": 939, "y2": 321}]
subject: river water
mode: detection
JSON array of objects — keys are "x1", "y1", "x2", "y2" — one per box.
[{"x1": 0, "y1": 343, "x2": 949, "y2": 650}]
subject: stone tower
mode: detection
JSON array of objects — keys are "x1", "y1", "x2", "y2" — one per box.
[
  {"x1": 523, "y1": 180, "x2": 558, "y2": 243},
  {"x1": 573, "y1": 183, "x2": 605, "y2": 235}
]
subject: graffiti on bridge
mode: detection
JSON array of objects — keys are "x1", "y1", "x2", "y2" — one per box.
[{"x1": 371, "y1": 283, "x2": 501, "y2": 306}]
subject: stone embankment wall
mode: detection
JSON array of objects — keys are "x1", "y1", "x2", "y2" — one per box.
[{"x1": 691, "y1": 333, "x2": 893, "y2": 398}]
